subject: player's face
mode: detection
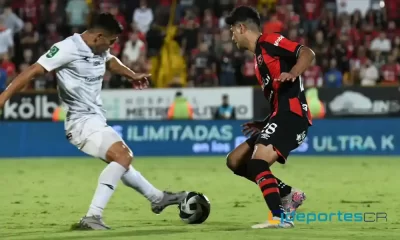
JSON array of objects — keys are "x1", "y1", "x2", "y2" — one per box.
[
  {"x1": 93, "y1": 33, "x2": 118, "y2": 54},
  {"x1": 230, "y1": 24, "x2": 245, "y2": 49}
]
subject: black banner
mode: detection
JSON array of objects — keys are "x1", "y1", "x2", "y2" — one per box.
[
  {"x1": 1, "y1": 93, "x2": 59, "y2": 121},
  {"x1": 253, "y1": 87, "x2": 400, "y2": 119}
]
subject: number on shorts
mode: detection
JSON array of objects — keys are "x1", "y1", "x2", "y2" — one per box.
[{"x1": 262, "y1": 123, "x2": 278, "y2": 135}]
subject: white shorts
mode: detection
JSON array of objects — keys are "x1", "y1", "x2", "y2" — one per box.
[{"x1": 66, "y1": 116, "x2": 123, "y2": 160}]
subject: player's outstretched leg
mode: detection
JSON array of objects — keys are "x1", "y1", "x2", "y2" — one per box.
[
  {"x1": 76, "y1": 141, "x2": 133, "y2": 230},
  {"x1": 246, "y1": 144, "x2": 294, "y2": 229},
  {"x1": 226, "y1": 139, "x2": 306, "y2": 212},
  {"x1": 120, "y1": 165, "x2": 187, "y2": 214}
]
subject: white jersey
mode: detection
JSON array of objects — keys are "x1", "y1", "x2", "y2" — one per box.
[{"x1": 37, "y1": 33, "x2": 113, "y2": 128}]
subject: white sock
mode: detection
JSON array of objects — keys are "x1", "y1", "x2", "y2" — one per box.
[
  {"x1": 86, "y1": 162, "x2": 126, "y2": 217},
  {"x1": 121, "y1": 165, "x2": 163, "y2": 203}
]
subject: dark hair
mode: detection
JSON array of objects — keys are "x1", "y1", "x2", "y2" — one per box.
[
  {"x1": 89, "y1": 13, "x2": 123, "y2": 35},
  {"x1": 225, "y1": 6, "x2": 261, "y2": 27}
]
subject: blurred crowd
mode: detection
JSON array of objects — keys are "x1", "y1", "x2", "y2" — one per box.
[{"x1": 0, "y1": 0, "x2": 399, "y2": 91}]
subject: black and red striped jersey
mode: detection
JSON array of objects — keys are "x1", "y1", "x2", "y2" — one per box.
[{"x1": 254, "y1": 33, "x2": 312, "y2": 125}]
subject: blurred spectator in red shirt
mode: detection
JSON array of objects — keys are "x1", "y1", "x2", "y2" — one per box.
[
  {"x1": 133, "y1": 0, "x2": 153, "y2": 34},
  {"x1": 43, "y1": 0, "x2": 65, "y2": 26},
  {"x1": 160, "y1": 0, "x2": 172, "y2": 7},
  {"x1": 111, "y1": 39, "x2": 121, "y2": 56},
  {"x1": 263, "y1": 14, "x2": 284, "y2": 34},
  {"x1": 362, "y1": 22, "x2": 379, "y2": 48},
  {"x1": 302, "y1": 0, "x2": 322, "y2": 36},
  {"x1": 180, "y1": 9, "x2": 200, "y2": 27},
  {"x1": 18, "y1": 0, "x2": 41, "y2": 25},
  {"x1": 1, "y1": 53, "x2": 16, "y2": 79},
  {"x1": 303, "y1": 60, "x2": 323, "y2": 87},
  {"x1": 381, "y1": 54, "x2": 400, "y2": 85},
  {"x1": 386, "y1": 0, "x2": 400, "y2": 24}
]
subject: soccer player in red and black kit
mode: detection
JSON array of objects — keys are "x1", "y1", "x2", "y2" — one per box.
[{"x1": 225, "y1": 6, "x2": 315, "y2": 228}]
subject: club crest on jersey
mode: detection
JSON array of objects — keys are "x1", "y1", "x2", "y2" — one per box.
[{"x1": 257, "y1": 54, "x2": 263, "y2": 66}]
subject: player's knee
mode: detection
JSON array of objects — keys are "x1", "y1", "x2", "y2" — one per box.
[
  {"x1": 111, "y1": 150, "x2": 133, "y2": 169},
  {"x1": 252, "y1": 144, "x2": 278, "y2": 165},
  {"x1": 226, "y1": 152, "x2": 239, "y2": 172}
]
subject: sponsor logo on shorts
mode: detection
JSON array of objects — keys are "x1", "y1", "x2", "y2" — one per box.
[{"x1": 296, "y1": 131, "x2": 306, "y2": 145}]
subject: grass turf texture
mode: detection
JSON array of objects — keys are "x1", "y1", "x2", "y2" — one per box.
[{"x1": 0, "y1": 157, "x2": 399, "y2": 240}]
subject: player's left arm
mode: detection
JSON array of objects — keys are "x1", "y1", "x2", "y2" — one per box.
[
  {"x1": 284, "y1": 47, "x2": 315, "y2": 82},
  {"x1": 105, "y1": 52, "x2": 150, "y2": 89},
  {"x1": 261, "y1": 33, "x2": 315, "y2": 82}
]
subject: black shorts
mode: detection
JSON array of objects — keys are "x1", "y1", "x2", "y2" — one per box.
[{"x1": 246, "y1": 112, "x2": 309, "y2": 164}]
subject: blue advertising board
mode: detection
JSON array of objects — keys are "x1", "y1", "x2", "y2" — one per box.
[{"x1": 0, "y1": 119, "x2": 397, "y2": 157}]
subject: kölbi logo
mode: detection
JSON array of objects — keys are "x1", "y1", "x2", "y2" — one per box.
[{"x1": 4, "y1": 95, "x2": 58, "y2": 120}]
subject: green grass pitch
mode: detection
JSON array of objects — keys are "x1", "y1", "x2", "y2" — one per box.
[{"x1": 0, "y1": 156, "x2": 399, "y2": 240}]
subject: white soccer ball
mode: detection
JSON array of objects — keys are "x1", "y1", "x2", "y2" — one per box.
[{"x1": 179, "y1": 192, "x2": 210, "y2": 224}]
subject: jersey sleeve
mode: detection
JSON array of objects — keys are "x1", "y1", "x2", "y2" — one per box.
[
  {"x1": 259, "y1": 33, "x2": 303, "y2": 59},
  {"x1": 36, "y1": 42, "x2": 76, "y2": 72}
]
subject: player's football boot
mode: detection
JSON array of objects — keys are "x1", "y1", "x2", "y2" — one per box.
[
  {"x1": 151, "y1": 191, "x2": 188, "y2": 214},
  {"x1": 73, "y1": 215, "x2": 111, "y2": 230},
  {"x1": 251, "y1": 217, "x2": 294, "y2": 229},
  {"x1": 281, "y1": 188, "x2": 306, "y2": 213}
]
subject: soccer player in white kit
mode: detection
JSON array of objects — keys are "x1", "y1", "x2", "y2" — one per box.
[{"x1": 0, "y1": 13, "x2": 187, "y2": 230}]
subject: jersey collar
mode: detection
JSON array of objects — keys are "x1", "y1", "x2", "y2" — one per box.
[{"x1": 73, "y1": 33, "x2": 95, "y2": 58}]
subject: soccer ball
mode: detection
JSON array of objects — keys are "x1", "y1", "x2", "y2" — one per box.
[{"x1": 179, "y1": 192, "x2": 210, "y2": 224}]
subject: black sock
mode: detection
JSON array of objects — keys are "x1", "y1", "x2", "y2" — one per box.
[
  {"x1": 246, "y1": 159, "x2": 284, "y2": 218},
  {"x1": 276, "y1": 178, "x2": 292, "y2": 198},
  {"x1": 233, "y1": 162, "x2": 255, "y2": 182},
  {"x1": 235, "y1": 162, "x2": 293, "y2": 198}
]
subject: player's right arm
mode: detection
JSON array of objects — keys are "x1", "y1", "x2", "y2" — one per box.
[
  {"x1": 0, "y1": 63, "x2": 46, "y2": 107},
  {"x1": 0, "y1": 42, "x2": 75, "y2": 108}
]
